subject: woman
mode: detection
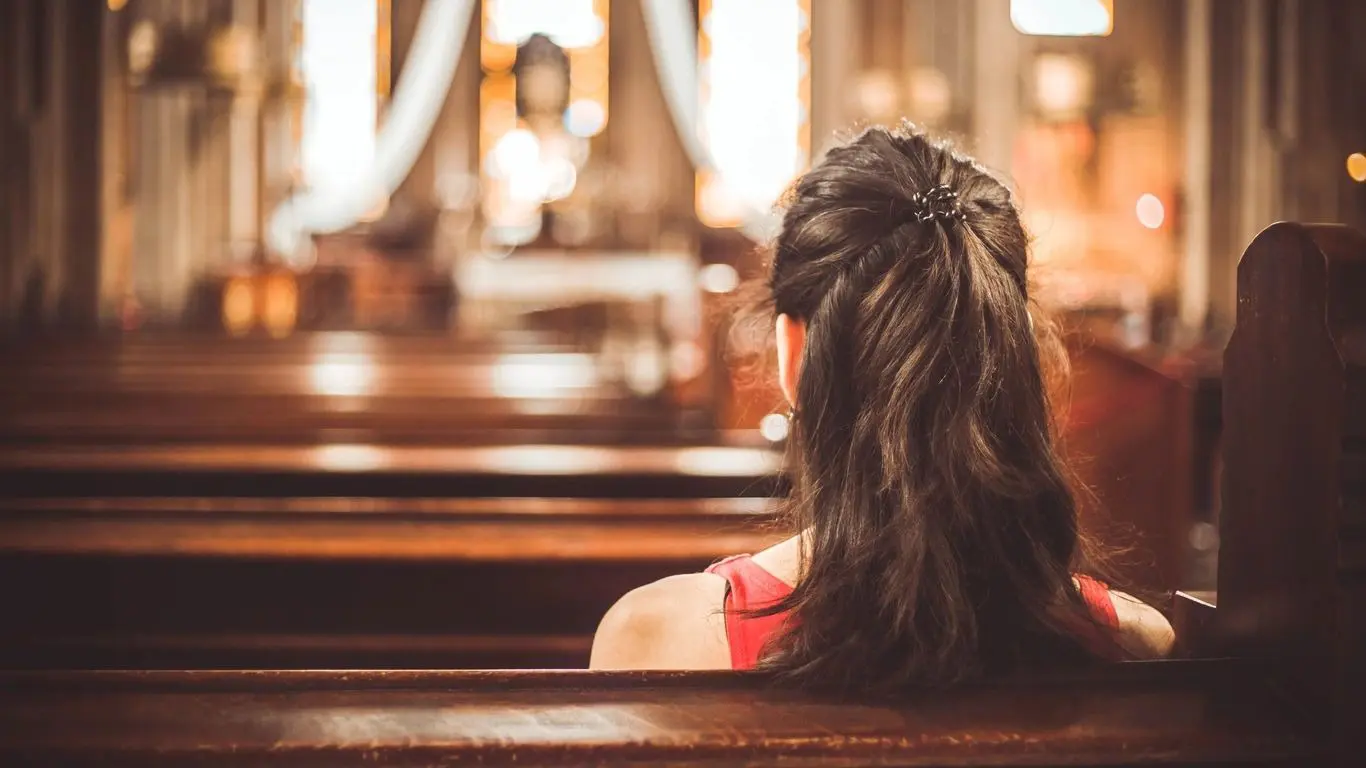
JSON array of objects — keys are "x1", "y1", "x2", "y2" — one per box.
[{"x1": 590, "y1": 124, "x2": 1173, "y2": 690}]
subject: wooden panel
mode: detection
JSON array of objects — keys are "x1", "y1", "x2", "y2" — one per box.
[
  {"x1": 1062, "y1": 342, "x2": 1195, "y2": 596},
  {"x1": 0, "y1": 444, "x2": 783, "y2": 498},
  {"x1": 0, "y1": 495, "x2": 783, "y2": 669},
  {"x1": 0, "y1": 664, "x2": 1313, "y2": 766},
  {"x1": 1219, "y1": 222, "x2": 1366, "y2": 767},
  {"x1": 0, "y1": 332, "x2": 715, "y2": 445},
  {"x1": 0, "y1": 496, "x2": 779, "y2": 561}
]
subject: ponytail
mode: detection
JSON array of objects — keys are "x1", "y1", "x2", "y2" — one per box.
[{"x1": 749, "y1": 124, "x2": 1106, "y2": 693}]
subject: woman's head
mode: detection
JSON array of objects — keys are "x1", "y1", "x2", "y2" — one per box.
[{"x1": 756, "y1": 123, "x2": 1096, "y2": 692}]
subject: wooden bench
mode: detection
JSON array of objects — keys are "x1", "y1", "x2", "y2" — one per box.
[
  {"x1": 0, "y1": 665, "x2": 1312, "y2": 766},
  {"x1": 0, "y1": 221, "x2": 1359, "y2": 764},
  {"x1": 0, "y1": 443, "x2": 784, "y2": 498},
  {"x1": 0, "y1": 495, "x2": 781, "y2": 668},
  {"x1": 0, "y1": 333, "x2": 715, "y2": 445}
]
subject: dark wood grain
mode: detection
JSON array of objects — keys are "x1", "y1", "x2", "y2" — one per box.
[
  {"x1": 0, "y1": 494, "x2": 782, "y2": 669},
  {"x1": 0, "y1": 443, "x2": 784, "y2": 498},
  {"x1": 0, "y1": 664, "x2": 1314, "y2": 766},
  {"x1": 1064, "y1": 342, "x2": 1196, "y2": 596},
  {"x1": 0, "y1": 332, "x2": 714, "y2": 445},
  {"x1": 0, "y1": 496, "x2": 780, "y2": 560},
  {"x1": 1218, "y1": 222, "x2": 1366, "y2": 767}
]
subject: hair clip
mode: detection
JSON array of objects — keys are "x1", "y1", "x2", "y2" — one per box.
[{"x1": 904, "y1": 184, "x2": 966, "y2": 227}]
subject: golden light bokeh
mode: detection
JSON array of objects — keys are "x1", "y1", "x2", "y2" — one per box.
[{"x1": 1347, "y1": 153, "x2": 1366, "y2": 183}]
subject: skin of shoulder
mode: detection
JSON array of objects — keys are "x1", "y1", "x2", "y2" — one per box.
[
  {"x1": 589, "y1": 572, "x2": 732, "y2": 670},
  {"x1": 1108, "y1": 589, "x2": 1177, "y2": 659}
]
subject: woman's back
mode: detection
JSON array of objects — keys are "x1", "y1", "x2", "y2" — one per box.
[
  {"x1": 591, "y1": 536, "x2": 1173, "y2": 671},
  {"x1": 591, "y1": 123, "x2": 1174, "y2": 690}
]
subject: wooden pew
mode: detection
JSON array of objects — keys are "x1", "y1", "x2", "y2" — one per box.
[
  {"x1": 0, "y1": 443, "x2": 783, "y2": 498},
  {"x1": 0, "y1": 665, "x2": 1312, "y2": 766},
  {"x1": 1208, "y1": 222, "x2": 1366, "y2": 765},
  {"x1": 0, "y1": 495, "x2": 782, "y2": 669},
  {"x1": 0, "y1": 221, "x2": 1361, "y2": 764},
  {"x1": 0, "y1": 332, "x2": 714, "y2": 445},
  {"x1": 0, "y1": 332, "x2": 783, "y2": 669}
]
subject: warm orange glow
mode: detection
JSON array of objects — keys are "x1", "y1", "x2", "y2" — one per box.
[
  {"x1": 1348, "y1": 153, "x2": 1366, "y2": 183},
  {"x1": 222, "y1": 278, "x2": 256, "y2": 336},
  {"x1": 261, "y1": 273, "x2": 299, "y2": 339}
]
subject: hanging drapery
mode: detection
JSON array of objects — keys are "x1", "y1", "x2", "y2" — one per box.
[
  {"x1": 267, "y1": 0, "x2": 477, "y2": 258},
  {"x1": 638, "y1": 0, "x2": 780, "y2": 243}
]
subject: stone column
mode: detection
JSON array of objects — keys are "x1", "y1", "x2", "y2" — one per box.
[
  {"x1": 56, "y1": 0, "x2": 104, "y2": 329},
  {"x1": 0, "y1": 0, "x2": 23, "y2": 325},
  {"x1": 1178, "y1": 0, "x2": 1212, "y2": 335},
  {"x1": 810, "y1": 0, "x2": 858, "y2": 157},
  {"x1": 259, "y1": 0, "x2": 300, "y2": 228},
  {"x1": 127, "y1": 0, "x2": 243, "y2": 320},
  {"x1": 972, "y1": 0, "x2": 1023, "y2": 177},
  {"x1": 608, "y1": 0, "x2": 693, "y2": 249},
  {"x1": 130, "y1": 0, "x2": 197, "y2": 318},
  {"x1": 227, "y1": 0, "x2": 262, "y2": 252},
  {"x1": 391, "y1": 0, "x2": 435, "y2": 206}
]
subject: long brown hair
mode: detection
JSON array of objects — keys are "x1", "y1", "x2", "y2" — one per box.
[{"x1": 750, "y1": 123, "x2": 1112, "y2": 693}]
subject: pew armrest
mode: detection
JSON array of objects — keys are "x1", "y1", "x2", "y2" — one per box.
[{"x1": 1173, "y1": 590, "x2": 1218, "y2": 657}]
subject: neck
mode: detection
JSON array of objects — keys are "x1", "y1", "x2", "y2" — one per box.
[{"x1": 750, "y1": 530, "x2": 810, "y2": 588}]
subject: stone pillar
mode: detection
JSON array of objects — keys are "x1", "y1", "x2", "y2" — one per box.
[
  {"x1": 0, "y1": 0, "x2": 105, "y2": 330},
  {"x1": 391, "y1": 0, "x2": 435, "y2": 206},
  {"x1": 259, "y1": 0, "x2": 300, "y2": 226},
  {"x1": 130, "y1": 0, "x2": 198, "y2": 318},
  {"x1": 0, "y1": 0, "x2": 24, "y2": 326},
  {"x1": 227, "y1": 0, "x2": 262, "y2": 251},
  {"x1": 391, "y1": 0, "x2": 481, "y2": 212},
  {"x1": 972, "y1": 0, "x2": 1023, "y2": 177},
  {"x1": 100, "y1": 2, "x2": 135, "y2": 323},
  {"x1": 127, "y1": 0, "x2": 254, "y2": 320},
  {"x1": 810, "y1": 0, "x2": 858, "y2": 157},
  {"x1": 608, "y1": 0, "x2": 693, "y2": 249},
  {"x1": 1179, "y1": 0, "x2": 1212, "y2": 335},
  {"x1": 56, "y1": 0, "x2": 104, "y2": 329}
]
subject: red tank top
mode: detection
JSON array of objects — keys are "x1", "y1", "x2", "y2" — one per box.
[{"x1": 705, "y1": 554, "x2": 1125, "y2": 670}]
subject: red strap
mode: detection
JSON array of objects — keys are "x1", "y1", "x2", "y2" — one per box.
[
  {"x1": 1076, "y1": 574, "x2": 1119, "y2": 628},
  {"x1": 706, "y1": 559, "x2": 1125, "y2": 669},
  {"x1": 1073, "y1": 574, "x2": 1126, "y2": 660},
  {"x1": 705, "y1": 555, "x2": 794, "y2": 670}
]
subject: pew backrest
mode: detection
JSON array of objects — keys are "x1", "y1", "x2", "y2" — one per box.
[
  {"x1": 1219, "y1": 222, "x2": 1366, "y2": 763},
  {"x1": 0, "y1": 665, "x2": 1313, "y2": 766}
]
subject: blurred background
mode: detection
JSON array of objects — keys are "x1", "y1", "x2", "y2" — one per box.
[{"x1": 0, "y1": 0, "x2": 1362, "y2": 670}]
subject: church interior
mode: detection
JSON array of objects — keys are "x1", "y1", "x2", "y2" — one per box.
[{"x1": 0, "y1": 0, "x2": 1363, "y2": 764}]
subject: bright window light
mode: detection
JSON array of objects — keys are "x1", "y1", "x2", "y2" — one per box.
[
  {"x1": 697, "y1": 0, "x2": 811, "y2": 228},
  {"x1": 1010, "y1": 0, "x2": 1113, "y2": 37},
  {"x1": 300, "y1": 0, "x2": 380, "y2": 191},
  {"x1": 487, "y1": 0, "x2": 603, "y2": 49}
]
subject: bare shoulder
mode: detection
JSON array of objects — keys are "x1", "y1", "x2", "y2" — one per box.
[
  {"x1": 1108, "y1": 589, "x2": 1176, "y2": 659},
  {"x1": 589, "y1": 572, "x2": 731, "y2": 670}
]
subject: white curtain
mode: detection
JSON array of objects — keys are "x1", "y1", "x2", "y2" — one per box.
[
  {"x1": 638, "y1": 0, "x2": 781, "y2": 243},
  {"x1": 267, "y1": 0, "x2": 478, "y2": 257}
]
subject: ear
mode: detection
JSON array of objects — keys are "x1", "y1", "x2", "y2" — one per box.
[{"x1": 775, "y1": 313, "x2": 806, "y2": 408}]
